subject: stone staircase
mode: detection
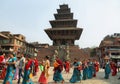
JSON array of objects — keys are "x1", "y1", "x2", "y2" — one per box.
[
  {"x1": 37, "y1": 45, "x2": 90, "y2": 63},
  {"x1": 69, "y1": 46, "x2": 90, "y2": 62},
  {"x1": 57, "y1": 46, "x2": 66, "y2": 61},
  {"x1": 36, "y1": 46, "x2": 55, "y2": 62}
]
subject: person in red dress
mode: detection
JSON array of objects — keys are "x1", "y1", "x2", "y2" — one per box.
[
  {"x1": 0, "y1": 53, "x2": 6, "y2": 79},
  {"x1": 93, "y1": 59, "x2": 96, "y2": 77},
  {"x1": 111, "y1": 61, "x2": 117, "y2": 76},
  {"x1": 53, "y1": 56, "x2": 64, "y2": 84},
  {"x1": 0, "y1": 53, "x2": 5, "y2": 63},
  {"x1": 38, "y1": 60, "x2": 47, "y2": 84},
  {"x1": 33, "y1": 57, "x2": 39, "y2": 76},
  {"x1": 92, "y1": 59, "x2": 100, "y2": 77},
  {"x1": 22, "y1": 56, "x2": 34, "y2": 84},
  {"x1": 38, "y1": 56, "x2": 50, "y2": 84},
  {"x1": 96, "y1": 60, "x2": 100, "y2": 72},
  {"x1": 65, "y1": 60, "x2": 70, "y2": 73}
]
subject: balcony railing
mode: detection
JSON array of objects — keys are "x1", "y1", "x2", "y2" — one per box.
[
  {"x1": 110, "y1": 55, "x2": 120, "y2": 59},
  {"x1": 108, "y1": 48, "x2": 120, "y2": 51}
]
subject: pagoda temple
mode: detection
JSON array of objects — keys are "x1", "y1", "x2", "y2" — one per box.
[
  {"x1": 37, "y1": 4, "x2": 90, "y2": 62},
  {"x1": 45, "y1": 4, "x2": 83, "y2": 46}
]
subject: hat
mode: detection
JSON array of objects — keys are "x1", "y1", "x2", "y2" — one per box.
[{"x1": 104, "y1": 56, "x2": 110, "y2": 60}]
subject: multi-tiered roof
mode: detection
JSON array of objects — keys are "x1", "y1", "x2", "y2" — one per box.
[{"x1": 45, "y1": 4, "x2": 83, "y2": 46}]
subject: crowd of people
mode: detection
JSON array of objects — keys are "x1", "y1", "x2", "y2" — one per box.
[
  {"x1": 0, "y1": 52, "x2": 39, "y2": 84},
  {"x1": 52, "y1": 56, "x2": 119, "y2": 84},
  {"x1": 0, "y1": 52, "x2": 119, "y2": 84},
  {"x1": 52, "y1": 58, "x2": 100, "y2": 83}
]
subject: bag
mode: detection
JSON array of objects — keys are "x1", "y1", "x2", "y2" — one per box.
[{"x1": 53, "y1": 61, "x2": 59, "y2": 68}]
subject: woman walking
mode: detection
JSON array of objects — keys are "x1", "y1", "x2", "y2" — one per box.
[
  {"x1": 0, "y1": 53, "x2": 8, "y2": 79},
  {"x1": 38, "y1": 56, "x2": 50, "y2": 84},
  {"x1": 69, "y1": 58, "x2": 82, "y2": 83},
  {"x1": 87, "y1": 59, "x2": 94, "y2": 79},
  {"x1": 33, "y1": 57, "x2": 39, "y2": 76},
  {"x1": 65, "y1": 60, "x2": 70, "y2": 73},
  {"x1": 53, "y1": 56, "x2": 64, "y2": 84},
  {"x1": 82, "y1": 59, "x2": 88, "y2": 80},
  {"x1": 111, "y1": 61, "x2": 117, "y2": 76},
  {"x1": 22, "y1": 56, "x2": 34, "y2": 84},
  {"x1": 3, "y1": 53, "x2": 16, "y2": 84},
  {"x1": 13, "y1": 56, "x2": 20, "y2": 80},
  {"x1": 104, "y1": 56, "x2": 111, "y2": 79}
]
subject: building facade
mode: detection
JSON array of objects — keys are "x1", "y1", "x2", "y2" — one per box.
[
  {"x1": 0, "y1": 31, "x2": 37, "y2": 57},
  {"x1": 99, "y1": 33, "x2": 120, "y2": 63}
]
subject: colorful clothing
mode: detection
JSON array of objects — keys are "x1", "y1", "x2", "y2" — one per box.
[
  {"x1": 93, "y1": 62, "x2": 97, "y2": 77},
  {"x1": 0, "y1": 55, "x2": 4, "y2": 63},
  {"x1": 22, "y1": 60, "x2": 34, "y2": 84},
  {"x1": 39, "y1": 65, "x2": 44, "y2": 71},
  {"x1": 53, "y1": 59, "x2": 64, "y2": 83},
  {"x1": 111, "y1": 62, "x2": 117, "y2": 76},
  {"x1": 65, "y1": 61, "x2": 70, "y2": 73},
  {"x1": 13, "y1": 60, "x2": 20, "y2": 80},
  {"x1": 22, "y1": 69, "x2": 33, "y2": 84},
  {"x1": 33, "y1": 59, "x2": 39, "y2": 76},
  {"x1": 12, "y1": 57, "x2": 17, "y2": 80},
  {"x1": 53, "y1": 60, "x2": 59, "y2": 68},
  {"x1": 0, "y1": 58, "x2": 9, "y2": 79},
  {"x1": 96, "y1": 62, "x2": 99, "y2": 72},
  {"x1": 13, "y1": 67, "x2": 19, "y2": 80},
  {"x1": 82, "y1": 63, "x2": 88, "y2": 80},
  {"x1": 18, "y1": 56, "x2": 25, "y2": 84},
  {"x1": 0, "y1": 64, "x2": 6, "y2": 79},
  {"x1": 3, "y1": 57, "x2": 16, "y2": 84},
  {"x1": 88, "y1": 62, "x2": 94, "y2": 79},
  {"x1": 38, "y1": 70, "x2": 47, "y2": 84},
  {"x1": 45, "y1": 59, "x2": 50, "y2": 78},
  {"x1": 53, "y1": 70, "x2": 64, "y2": 82},
  {"x1": 70, "y1": 62, "x2": 82, "y2": 83},
  {"x1": 38, "y1": 59, "x2": 50, "y2": 84},
  {"x1": 104, "y1": 62, "x2": 111, "y2": 79}
]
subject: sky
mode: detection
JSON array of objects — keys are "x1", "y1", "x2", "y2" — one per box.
[{"x1": 0, "y1": 0, "x2": 120, "y2": 48}]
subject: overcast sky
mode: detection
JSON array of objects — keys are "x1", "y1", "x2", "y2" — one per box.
[{"x1": 0, "y1": 0, "x2": 120, "y2": 48}]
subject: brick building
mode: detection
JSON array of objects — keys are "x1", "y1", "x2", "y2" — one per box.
[
  {"x1": 98, "y1": 33, "x2": 120, "y2": 63},
  {"x1": 0, "y1": 31, "x2": 37, "y2": 57}
]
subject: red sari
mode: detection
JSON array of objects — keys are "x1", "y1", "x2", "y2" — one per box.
[
  {"x1": 111, "y1": 62, "x2": 117, "y2": 76},
  {"x1": 0, "y1": 56, "x2": 6, "y2": 79},
  {"x1": 0, "y1": 63, "x2": 6, "y2": 79},
  {"x1": 38, "y1": 61, "x2": 48, "y2": 84},
  {"x1": 93, "y1": 62, "x2": 97, "y2": 77},
  {"x1": 22, "y1": 59, "x2": 34, "y2": 84},
  {"x1": 34, "y1": 59, "x2": 39, "y2": 75},
  {"x1": 25, "y1": 59, "x2": 33, "y2": 70},
  {"x1": 0, "y1": 55, "x2": 4, "y2": 63},
  {"x1": 38, "y1": 71, "x2": 47, "y2": 84},
  {"x1": 96, "y1": 62, "x2": 99, "y2": 72},
  {"x1": 65, "y1": 61, "x2": 70, "y2": 73}
]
